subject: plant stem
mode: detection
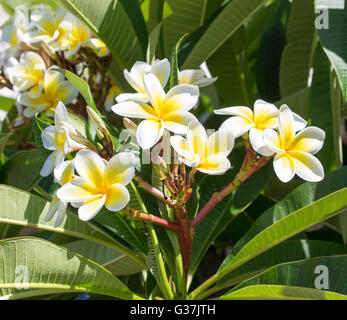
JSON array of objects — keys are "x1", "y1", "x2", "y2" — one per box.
[{"x1": 192, "y1": 154, "x2": 270, "y2": 228}]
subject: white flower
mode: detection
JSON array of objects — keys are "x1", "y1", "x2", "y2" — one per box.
[
  {"x1": 57, "y1": 150, "x2": 135, "y2": 221},
  {"x1": 44, "y1": 160, "x2": 75, "y2": 227},
  {"x1": 23, "y1": 6, "x2": 71, "y2": 51},
  {"x1": 58, "y1": 13, "x2": 91, "y2": 57},
  {"x1": 112, "y1": 73, "x2": 199, "y2": 149},
  {"x1": 17, "y1": 67, "x2": 78, "y2": 118},
  {"x1": 40, "y1": 102, "x2": 85, "y2": 177},
  {"x1": 116, "y1": 59, "x2": 170, "y2": 103},
  {"x1": 263, "y1": 105, "x2": 325, "y2": 182},
  {"x1": 170, "y1": 120, "x2": 234, "y2": 175},
  {"x1": 214, "y1": 99, "x2": 307, "y2": 156},
  {"x1": 88, "y1": 38, "x2": 109, "y2": 57},
  {"x1": 178, "y1": 69, "x2": 217, "y2": 87},
  {"x1": 0, "y1": 6, "x2": 29, "y2": 64},
  {"x1": 4, "y1": 51, "x2": 46, "y2": 98}
]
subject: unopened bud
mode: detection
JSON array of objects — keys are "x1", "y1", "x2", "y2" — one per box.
[
  {"x1": 86, "y1": 106, "x2": 112, "y2": 143},
  {"x1": 96, "y1": 128, "x2": 104, "y2": 140},
  {"x1": 123, "y1": 117, "x2": 138, "y2": 131},
  {"x1": 96, "y1": 142, "x2": 104, "y2": 151}
]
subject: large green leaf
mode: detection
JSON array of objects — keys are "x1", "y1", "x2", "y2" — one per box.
[
  {"x1": 190, "y1": 149, "x2": 273, "y2": 274},
  {"x1": 63, "y1": 240, "x2": 144, "y2": 276},
  {"x1": 225, "y1": 255, "x2": 347, "y2": 299},
  {"x1": 0, "y1": 149, "x2": 50, "y2": 191},
  {"x1": 221, "y1": 285, "x2": 347, "y2": 300},
  {"x1": 315, "y1": 0, "x2": 347, "y2": 104},
  {"x1": 61, "y1": 0, "x2": 147, "y2": 88},
  {"x1": 207, "y1": 27, "x2": 253, "y2": 106},
  {"x1": 0, "y1": 184, "x2": 145, "y2": 266},
  {"x1": 215, "y1": 239, "x2": 347, "y2": 291},
  {"x1": 216, "y1": 168, "x2": 347, "y2": 286},
  {"x1": 0, "y1": 237, "x2": 143, "y2": 299},
  {"x1": 182, "y1": 0, "x2": 268, "y2": 68},
  {"x1": 279, "y1": 0, "x2": 316, "y2": 97}
]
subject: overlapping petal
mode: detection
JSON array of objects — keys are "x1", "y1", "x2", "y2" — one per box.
[{"x1": 136, "y1": 119, "x2": 164, "y2": 149}]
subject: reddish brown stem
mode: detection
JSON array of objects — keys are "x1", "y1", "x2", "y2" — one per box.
[
  {"x1": 191, "y1": 156, "x2": 270, "y2": 228},
  {"x1": 131, "y1": 211, "x2": 180, "y2": 232}
]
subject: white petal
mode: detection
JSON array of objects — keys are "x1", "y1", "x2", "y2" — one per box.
[
  {"x1": 219, "y1": 116, "x2": 254, "y2": 138},
  {"x1": 290, "y1": 151, "x2": 324, "y2": 182},
  {"x1": 54, "y1": 101, "x2": 69, "y2": 130},
  {"x1": 40, "y1": 151, "x2": 56, "y2": 177},
  {"x1": 105, "y1": 183, "x2": 130, "y2": 212},
  {"x1": 136, "y1": 119, "x2": 164, "y2": 149},
  {"x1": 55, "y1": 201, "x2": 68, "y2": 227},
  {"x1": 41, "y1": 126, "x2": 59, "y2": 150},
  {"x1": 163, "y1": 84, "x2": 199, "y2": 113},
  {"x1": 288, "y1": 126, "x2": 325, "y2": 154},
  {"x1": 293, "y1": 112, "x2": 307, "y2": 132},
  {"x1": 105, "y1": 152, "x2": 136, "y2": 186},
  {"x1": 143, "y1": 73, "x2": 165, "y2": 114},
  {"x1": 115, "y1": 93, "x2": 148, "y2": 103},
  {"x1": 179, "y1": 69, "x2": 205, "y2": 84},
  {"x1": 125, "y1": 61, "x2": 151, "y2": 93},
  {"x1": 249, "y1": 128, "x2": 274, "y2": 156},
  {"x1": 111, "y1": 101, "x2": 156, "y2": 119},
  {"x1": 198, "y1": 154, "x2": 231, "y2": 175},
  {"x1": 163, "y1": 110, "x2": 197, "y2": 134},
  {"x1": 273, "y1": 154, "x2": 295, "y2": 183},
  {"x1": 193, "y1": 77, "x2": 217, "y2": 87},
  {"x1": 187, "y1": 120, "x2": 207, "y2": 157},
  {"x1": 74, "y1": 149, "x2": 106, "y2": 187},
  {"x1": 57, "y1": 179, "x2": 101, "y2": 202},
  {"x1": 170, "y1": 135, "x2": 196, "y2": 161},
  {"x1": 206, "y1": 129, "x2": 234, "y2": 157},
  {"x1": 151, "y1": 58, "x2": 170, "y2": 88},
  {"x1": 78, "y1": 195, "x2": 106, "y2": 221},
  {"x1": 214, "y1": 106, "x2": 253, "y2": 121},
  {"x1": 278, "y1": 104, "x2": 295, "y2": 144},
  {"x1": 263, "y1": 128, "x2": 285, "y2": 154}
]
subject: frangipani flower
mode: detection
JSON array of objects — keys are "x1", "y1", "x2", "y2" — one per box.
[
  {"x1": 104, "y1": 81, "x2": 121, "y2": 111},
  {"x1": 263, "y1": 105, "x2": 325, "y2": 182},
  {"x1": 89, "y1": 38, "x2": 109, "y2": 57},
  {"x1": 4, "y1": 51, "x2": 46, "y2": 98},
  {"x1": 17, "y1": 67, "x2": 78, "y2": 118},
  {"x1": 57, "y1": 150, "x2": 136, "y2": 221},
  {"x1": 45, "y1": 160, "x2": 75, "y2": 227},
  {"x1": 0, "y1": 6, "x2": 29, "y2": 64},
  {"x1": 40, "y1": 102, "x2": 85, "y2": 177},
  {"x1": 116, "y1": 58, "x2": 170, "y2": 103},
  {"x1": 178, "y1": 69, "x2": 217, "y2": 88},
  {"x1": 23, "y1": 7, "x2": 71, "y2": 50},
  {"x1": 170, "y1": 120, "x2": 234, "y2": 175},
  {"x1": 215, "y1": 100, "x2": 307, "y2": 156},
  {"x1": 59, "y1": 13, "x2": 91, "y2": 57},
  {"x1": 112, "y1": 73, "x2": 199, "y2": 149}
]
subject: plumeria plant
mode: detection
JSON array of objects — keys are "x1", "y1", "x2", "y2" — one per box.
[{"x1": 0, "y1": 0, "x2": 346, "y2": 301}]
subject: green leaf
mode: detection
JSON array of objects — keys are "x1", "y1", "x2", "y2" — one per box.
[
  {"x1": 55, "y1": 68, "x2": 97, "y2": 112},
  {"x1": 217, "y1": 168, "x2": 347, "y2": 284},
  {"x1": 161, "y1": 0, "x2": 208, "y2": 56},
  {"x1": 190, "y1": 149, "x2": 273, "y2": 274},
  {"x1": 221, "y1": 285, "x2": 347, "y2": 300},
  {"x1": 0, "y1": 237, "x2": 143, "y2": 299},
  {"x1": 0, "y1": 0, "x2": 60, "y2": 10},
  {"x1": 0, "y1": 95, "x2": 15, "y2": 112},
  {"x1": 182, "y1": 0, "x2": 268, "y2": 68},
  {"x1": 207, "y1": 26, "x2": 253, "y2": 106},
  {"x1": 215, "y1": 239, "x2": 347, "y2": 291},
  {"x1": 63, "y1": 240, "x2": 144, "y2": 276},
  {"x1": 279, "y1": 0, "x2": 316, "y2": 97},
  {"x1": 61, "y1": 0, "x2": 146, "y2": 79},
  {"x1": 169, "y1": 33, "x2": 188, "y2": 89},
  {"x1": 0, "y1": 184, "x2": 145, "y2": 266},
  {"x1": 315, "y1": 0, "x2": 347, "y2": 104},
  {"x1": 0, "y1": 149, "x2": 50, "y2": 191},
  {"x1": 146, "y1": 21, "x2": 163, "y2": 64},
  {"x1": 225, "y1": 255, "x2": 347, "y2": 298}
]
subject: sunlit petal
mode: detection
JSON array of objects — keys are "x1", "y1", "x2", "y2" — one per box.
[
  {"x1": 170, "y1": 135, "x2": 196, "y2": 161},
  {"x1": 41, "y1": 126, "x2": 59, "y2": 150},
  {"x1": 105, "y1": 152, "x2": 136, "y2": 186},
  {"x1": 289, "y1": 151, "x2": 324, "y2": 182},
  {"x1": 74, "y1": 149, "x2": 106, "y2": 187},
  {"x1": 263, "y1": 128, "x2": 285, "y2": 154},
  {"x1": 78, "y1": 195, "x2": 106, "y2": 221},
  {"x1": 278, "y1": 105, "x2": 295, "y2": 146},
  {"x1": 293, "y1": 112, "x2": 307, "y2": 132},
  {"x1": 219, "y1": 116, "x2": 254, "y2": 138},
  {"x1": 162, "y1": 110, "x2": 196, "y2": 134},
  {"x1": 57, "y1": 179, "x2": 101, "y2": 202},
  {"x1": 136, "y1": 119, "x2": 164, "y2": 149},
  {"x1": 214, "y1": 106, "x2": 253, "y2": 121},
  {"x1": 187, "y1": 120, "x2": 207, "y2": 157},
  {"x1": 151, "y1": 58, "x2": 170, "y2": 88},
  {"x1": 249, "y1": 128, "x2": 274, "y2": 156},
  {"x1": 273, "y1": 153, "x2": 295, "y2": 183},
  {"x1": 40, "y1": 151, "x2": 57, "y2": 177},
  {"x1": 115, "y1": 93, "x2": 148, "y2": 103},
  {"x1": 54, "y1": 101, "x2": 69, "y2": 130},
  {"x1": 111, "y1": 101, "x2": 156, "y2": 119},
  {"x1": 288, "y1": 127, "x2": 325, "y2": 154},
  {"x1": 198, "y1": 154, "x2": 230, "y2": 175},
  {"x1": 105, "y1": 183, "x2": 130, "y2": 212},
  {"x1": 143, "y1": 73, "x2": 165, "y2": 115},
  {"x1": 206, "y1": 129, "x2": 234, "y2": 157}
]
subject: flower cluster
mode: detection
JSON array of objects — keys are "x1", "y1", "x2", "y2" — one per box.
[{"x1": 0, "y1": 4, "x2": 109, "y2": 122}]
